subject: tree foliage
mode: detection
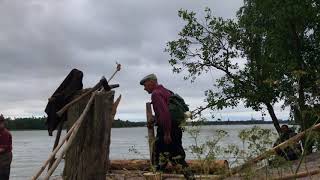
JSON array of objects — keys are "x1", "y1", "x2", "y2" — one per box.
[{"x1": 166, "y1": 0, "x2": 320, "y2": 134}]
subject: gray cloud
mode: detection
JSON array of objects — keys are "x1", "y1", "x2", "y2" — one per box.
[{"x1": 0, "y1": 0, "x2": 287, "y2": 121}]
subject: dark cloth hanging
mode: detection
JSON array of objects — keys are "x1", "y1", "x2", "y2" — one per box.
[{"x1": 45, "y1": 69, "x2": 83, "y2": 136}]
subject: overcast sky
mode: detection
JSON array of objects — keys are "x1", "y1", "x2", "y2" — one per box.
[{"x1": 0, "y1": 0, "x2": 289, "y2": 121}]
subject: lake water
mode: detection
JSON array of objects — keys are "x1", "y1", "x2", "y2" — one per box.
[{"x1": 9, "y1": 124, "x2": 277, "y2": 180}]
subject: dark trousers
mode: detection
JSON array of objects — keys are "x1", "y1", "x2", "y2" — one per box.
[
  {"x1": 0, "y1": 152, "x2": 12, "y2": 180},
  {"x1": 154, "y1": 125, "x2": 194, "y2": 180}
]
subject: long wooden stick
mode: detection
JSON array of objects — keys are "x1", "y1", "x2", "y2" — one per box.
[
  {"x1": 48, "y1": 120, "x2": 64, "y2": 170},
  {"x1": 32, "y1": 122, "x2": 77, "y2": 179},
  {"x1": 146, "y1": 103, "x2": 155, "y2": 165},
  {"x1": 231, "y1": 122, "x2": 320, "y2": 174},
  {"x1": 108, "y1": 63, "x2": 121, "y2": 82},
  {"x1": 43, "y1": 92, "x2": 96, "y2": 180},
  {"x1": 272, "y1": 168, "x2": 320, "y2": 180}
]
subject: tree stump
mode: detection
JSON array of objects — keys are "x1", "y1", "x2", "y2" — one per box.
[{"x1": 63, "y1": 90, "x2": 114, "y2": 180}]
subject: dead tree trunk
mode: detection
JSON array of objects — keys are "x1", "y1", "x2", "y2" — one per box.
[{"x1": 63, "y1": 90, "x2": 114, "y2": 180}]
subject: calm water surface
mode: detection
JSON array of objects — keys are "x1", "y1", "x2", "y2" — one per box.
[{"x1": 10, "y1": 124, "x2": 277, "y2": 179}]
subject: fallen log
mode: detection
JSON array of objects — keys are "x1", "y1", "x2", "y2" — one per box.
[
  {"x1": 109, "y1": 159, "x2": 229, "y2": 174},
  {"x1": 231, "y1": 122, "x2": 320, "y2": 174},
  {"x1": 109, "y1": 170, "x2": 225, "y2": 180},
  {"x1": 272, "y1": 168, "x2": 320, "y2": 180},
  {"x1": 162, "y1": 173, "x2": 224, "y2": 180}
]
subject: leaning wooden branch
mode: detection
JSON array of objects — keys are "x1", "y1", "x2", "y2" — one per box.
[
  {"x1": 111, "y1": 95, "x2": 122, "y2": 119},
  {"x1": 32, "y1": 118, "x2": 78, "y2": 180},
  {"x1": 42, "y1": 92, "x2": 97, "y2": 180},
  {"x1": 231, "y1": 122, "x2": 320, "y2": 174}
]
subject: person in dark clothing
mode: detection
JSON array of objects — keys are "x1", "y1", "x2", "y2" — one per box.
[
  {"x1": 140, "y1": 74, "x2": 195, "y2": 180},
  {"x1": 274, "y1": 125, "x2": 302, "y2": 161},
  {"x1": 0, "y1": 114, "x2": 12, "y2": 180}
]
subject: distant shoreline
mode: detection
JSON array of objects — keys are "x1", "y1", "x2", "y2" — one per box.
[
  {"x1": 7, "y1": 117, "x2": 292, "y2": 131},
  {"x1": 6, "y1": 117, "x2": 291, "y2": 131}
]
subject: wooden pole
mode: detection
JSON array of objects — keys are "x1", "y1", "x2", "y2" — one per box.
[
  {"x1": 43, "y1": 92, "x2": 97, "y2": 180},
  {"x1": 108, "y1": 63, "x2": 121, "y2": 82},
  {"x1": 231, "y1": 122, "x2": 320, "y2": 174},
  {"x1": 146, "y1": 102, "x2": 155, "y2": 165},
  {"x1": 48, "y1": 120, "x2": 64, "y2": 170}
]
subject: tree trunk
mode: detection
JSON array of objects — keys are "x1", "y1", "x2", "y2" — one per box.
[
  {"x1": 265, "y1": 102, "x2": 281, "y2": 134},
  {"x1": 63, "y1": 90, "x2": 114, "y2": 180}
]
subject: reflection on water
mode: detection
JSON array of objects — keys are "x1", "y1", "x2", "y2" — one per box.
[{"x1": 10, "y1": 124, "x2": 276, "y2": 179}]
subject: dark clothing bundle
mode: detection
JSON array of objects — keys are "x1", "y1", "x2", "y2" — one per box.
[
  {"x1": 0, "y1": 129, "x2": 12, "y2": 180},
  {"x1": 274, "y1": 129, "x2": 302, "y2": 161},
  {"x1": 45, "y1": 69, "x2": 83, "y2": 136}
]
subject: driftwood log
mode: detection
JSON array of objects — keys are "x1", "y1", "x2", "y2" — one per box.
[
  {"x1": 63, "y1": 90, "x2": 114, "y2": 180},
  {"x1": 109, "y1": 159, "x2": 229, "y2": 174}
]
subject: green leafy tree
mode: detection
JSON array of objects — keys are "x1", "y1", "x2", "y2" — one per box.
[
  {"x1": 238, "y1": 0, "x2": 320, "y2": 152},
  {"x1": 166, "y1": 0, "x2": 320, "y2": 135},
  {"x1": 166, "y1": 7, "x2": 283, "y2": 133}
]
